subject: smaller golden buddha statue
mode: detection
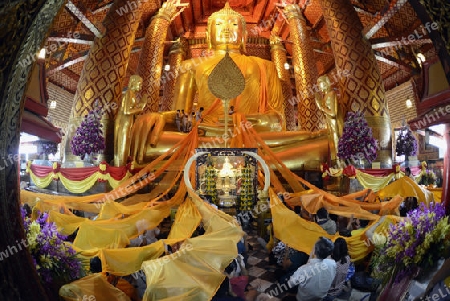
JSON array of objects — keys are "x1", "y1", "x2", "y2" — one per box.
[
  {"x1": 315, "y1": 75, "x2": 344, "y2": 163},
  {"x1": 114, "y1": 75, "x2": 146, "y2": 166}
]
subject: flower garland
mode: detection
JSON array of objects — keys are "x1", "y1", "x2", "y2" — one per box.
[
  {"x1": 418, "y1": 161, "x2": 437, "y2": 186},
  {"x1": 21, "y1": 207, "x2": 84, "y2": 285},
  {"x1": 203, "y1": 162, "x2": 218, "y2": 205},
  {"x1": 371, "y1": 202, "x2": 450, "y2": 285},
  {"x1": 337, "y1": 111, "x2": 378, "y2": 163},
  {"x1": 395, "y1": 126, "x2": 418, "y2": 157},
  {"x1": 71, "y1": 103, "x2": 105, "y2": 160},
  {"x1": 420, "y1": 169, "x2": 437, "y2": 186}
]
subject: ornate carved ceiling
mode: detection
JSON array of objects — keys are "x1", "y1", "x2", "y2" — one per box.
[{"x1": 44, "y1": 0, "x2": 436, "y2": 94}]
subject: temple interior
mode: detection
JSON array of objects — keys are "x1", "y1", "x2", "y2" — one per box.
[{"x1": 1, "y1": 0, "x2": 450, "y2": 301}]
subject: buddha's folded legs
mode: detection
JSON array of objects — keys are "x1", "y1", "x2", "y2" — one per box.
[{"x1": 137, "y1": 129, "x2": 329, "y2": 170}]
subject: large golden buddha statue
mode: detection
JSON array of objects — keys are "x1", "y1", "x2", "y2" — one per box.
[
  {"x1": 129, "y1": 3, "x2": 329, "y2": 169},
  {"x1": 173, "y1": 4, "x2": 285, "y2": 130}
]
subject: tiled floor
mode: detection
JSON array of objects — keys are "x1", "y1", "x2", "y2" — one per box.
[{"x1": 244, "y1": 226, "x2": 290, "y2": 300}]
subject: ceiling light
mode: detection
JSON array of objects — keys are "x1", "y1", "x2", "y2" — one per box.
[
  {"x1": 49, "y1": 100, "x2": 57, "y2": 109},
  {"x1": 164, "y1": 64, "x2": 171, "y2": 71},
  {"x1": 416, "y1": 52, "x2": 425, "y2": 63},
  {"x1": 38, "y1": 48, "x2": 46, "y2": 59},
  {"x1": 284, "y1": 62, "x2": 290, "y2": 70},
  {"x1": 406, "y1": 98, "x2": 413, "y2": 108}
]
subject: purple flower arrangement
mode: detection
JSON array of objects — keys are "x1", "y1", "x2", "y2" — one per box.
[
  {"x1": 37, "y1": 141, "x2": 58, "y2": 156},
  {"x1": 371, "y1": 203, "x2": 450, "y2": 285},
  {"x1": 337, "y1": 111, "x2": 378, "y2": 163},
  {"x1": 21, "y1": 207, "x2": 84, "y2": 285},
  {"x1": 396, "y1": 126, "x2": 418, "y2": 157},
  {"x1": 70, "y1": 104, "x2": 105, "y2": 160}
]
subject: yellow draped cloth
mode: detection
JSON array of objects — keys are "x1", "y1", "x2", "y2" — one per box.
[
  {"x1": 142, "y1": 191, "x2": 243, "y2": 301},
  {"x1": 99, "y1": 198, "x2": 202, "y2": 276},
  {"x1": 377, "y1": 176, "x2": 434, "y2": 205},
  {"x1": 428, "y1": 188, "x2": 442, "y2": 202},
  {"x1": 58, "y1": 194, "x2": 243, "y2": 301},
  {"x1": 269, "y1": 189, "x2": 401, "y2": 261},
  {"x1": 59, "y1": 273, "x2": 131, "y2": 301},
  {"x1": 22, "y1": 113, "x2": 419, "y2": 300},
  {"x1": 355, "y1": 169, "x2": 395, "y2": 192}
]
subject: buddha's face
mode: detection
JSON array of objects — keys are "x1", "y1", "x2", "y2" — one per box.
[
  {"x1": 130, "y1": 77, "x2": 142, "y2": 91},
  {"x1": 208, "y1": 15, "x2": 245, "y2": 48},
  {"x1": 317, "y1": 76, "x2": 331, "y2": 92}
]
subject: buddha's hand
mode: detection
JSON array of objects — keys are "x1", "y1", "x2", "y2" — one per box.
[
  {"x1": 131, "y1": 112, "x2": 166, "y2": 163},
  {"x1": 245, "y1": 112, "x2": 285, "y2": 132},
  {"x1": 136, "y1": 102, "x2": 146, "y2": 110},
  {"x1": 136, "y1": 95, "x2": 147, "y2": 110},
  {"x1": 315, "y1": 91, "x2": 324, "y2": 106},
  {"x1": 157, "y1": 0, "x2": 189, "y2": 22}
]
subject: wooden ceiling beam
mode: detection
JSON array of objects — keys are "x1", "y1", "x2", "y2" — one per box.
[
  {"x1": 271, "y1": 15, "x2": 286, "y2": 37},
  {"x1": 253, "y1": 0, "x2": 270, "y2": 24},
  {"x1": 312, "y1": 15, "x2": 324, "y2": 30},
  {"x1": 204, "y1": 0, "x2": 212, "y2": 19},
  {"x1": 167, "y1": 24, "x2": 175, "y2": 42},
  {"x1": 48, "y1": 79, "x2": 76, "y2": 94},
  {"x1": 191, "y1": 0, "x2": 203, "y2": 25},
  {"x1": 261, "y1": 0, "x2": 276, "y2": 22},
  {"x1": 47, "y1": 35, "x2": 94, "y2": 46},
  {"x1": 354, "y1": 6, "x2": 376, "y2": 18},
  {"x1": 89, "y1": 3, "x2": 112, "y2": 15},
  {"x1": 65, "y1": 0, "x2": 102, "y2": 38},
  {"x1": 172, "y1": 14, "x2": 185, "y2": 36},
  {"x1": 182, "y1": 2, "x2": 195, "y2": 33},
  {"x1": 48, "y1": 32, "x2": 93, "y2": 40},
  {"x1": 382, "y1": 18, "x2": 424, "y2": 39},
  {"x1": 363, "y1": 0, "x2": 408, "y2": 39},
  {"x1": 374, "y1": 51, "x2": 415, "y2": 72},
  {"x1": 60, "y1": 68, "x2": 80, "y2": 82},
  {"x1": 47, "y1": 50, "x2": 89, "y2": 76},
  {"x1": 370, "y1": 37, "x2": 432, "y2": 49}
]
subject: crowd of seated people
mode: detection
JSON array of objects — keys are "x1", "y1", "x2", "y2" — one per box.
[
  {"x1": 315, "y1": 208, "x2": 337, "y2": 235},
  {"x1": 266, "y1": 237, "x2": 355, "y2": 301},
  {"x1": 254, "y1": 201, "x2": 398, "y2": 300},
  {"x1": 323, "y1": 238, "x2": 355, "y2": 301},
  {"x1": 282, "y1": 237, "x2": 337, "y2": 301}
]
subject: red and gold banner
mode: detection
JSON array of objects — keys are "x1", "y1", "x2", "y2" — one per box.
[{"x1": 26, "y1": 161, "x2": 134, "y2": 193}]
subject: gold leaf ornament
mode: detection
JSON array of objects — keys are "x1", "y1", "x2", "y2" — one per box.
[{"x1": 207, "y1": 52, "x2": 245, "y2": 100}]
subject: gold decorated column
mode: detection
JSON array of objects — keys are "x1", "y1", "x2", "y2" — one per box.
[
  {"x1": 65, "y1": 0, "x2": 144, "y2": 162},
  {"x1": 161, "y1": 37, "x2": 188, "y2": 111},
  {"x1": 270, "y1": 35, "x2": 296, "y2": 131},
  {"x1": 318, "y1": 0, "x2": 392, "y2": 166},
  {"x1": 137, "y1": 2, "x2": 188, "y2": 113},
  {"x1": 282, "y1": 4, "x2": 325, "y2": 132}
]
